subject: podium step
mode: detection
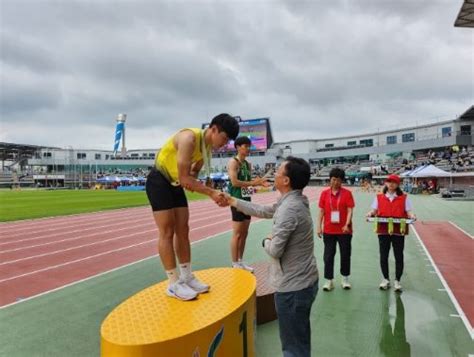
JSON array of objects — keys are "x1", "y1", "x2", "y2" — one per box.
[{"x1": 101, "y1": 268, "x2": 256, "y2": 357}]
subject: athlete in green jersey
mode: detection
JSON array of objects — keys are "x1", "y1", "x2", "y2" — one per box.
[{"x1": 227, "y1": 136, "x2": 268, "y2": 272}]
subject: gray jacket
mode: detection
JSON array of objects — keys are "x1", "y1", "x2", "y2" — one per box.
[{"x1": 235, "y1": 190, "x2": 319, "y2": 292}]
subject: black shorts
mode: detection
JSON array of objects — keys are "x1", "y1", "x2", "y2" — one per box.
[
  {"x1": 231, "y1": 206, "x2": 251, "y2": 222},
  {"x1": 145, "y1": 169, "x2": 188, "y2": 211}
]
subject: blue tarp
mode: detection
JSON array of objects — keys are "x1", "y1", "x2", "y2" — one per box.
[
  {"x1": 210, "y1": 172, "x2": 229, "y2": 181},
  {"x1": 117, "y1": 185, "x2": 146, "y2": 191},
  {"x1": 96, "y1": 176, "x2": 145, "y2": 183},
  {"x1": 96, "y1": 176, "x2": 121, "y2": 183}
]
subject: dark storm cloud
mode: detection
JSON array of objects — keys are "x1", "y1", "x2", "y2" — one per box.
[{"x1": 0, "y1": 0, "x2": 472, "y2": 149}]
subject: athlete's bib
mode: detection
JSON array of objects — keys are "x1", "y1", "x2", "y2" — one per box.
[{"x1": 241, "y1": 186, "x2": 255, "y2": 198}]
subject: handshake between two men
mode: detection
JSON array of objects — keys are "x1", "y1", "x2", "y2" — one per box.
[
  {"x1": 208, "y1": 175, "x2": 269, "y2": 207},
  {"x1": 210, "y1": 191, "x2": 237, "y2": 207}
]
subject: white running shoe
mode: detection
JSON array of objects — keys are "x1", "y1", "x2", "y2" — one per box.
[
  {"x1": 232, "y1": 262, "x2": 245, "y2": 269},
  {"x1": 322, "y1": 280, "x2": 334, "y2": 291},
  {"x1": 184, "y1": 274, "x2": 210, "y2": 294},
  {"x1": 166, "y1": 279, "x2": 198, "y2": 301},
  {"x1": 394, "y1": 280, "x2": 403, "y2": 292},
  {"x1": 239, "y1": 262, "x2": 255, "y2": 273},
  {"x1": 379, "y1": 279, "x2": 391, "y2": 290},
  {"x1": 341, "y1": 276, "x2": 352, "y2": 290}
]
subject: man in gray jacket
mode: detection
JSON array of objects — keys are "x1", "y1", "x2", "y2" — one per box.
[{"x1": 227, "y1": 156, "x2": 319, "y2": 357}]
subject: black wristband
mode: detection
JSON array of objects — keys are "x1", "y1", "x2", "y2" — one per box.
[{"x1": 262, "y1": 238, "x2": 268, "y2": 248}]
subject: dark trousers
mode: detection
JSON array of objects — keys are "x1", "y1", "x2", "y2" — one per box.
[
  {"x1": 274, "y1": 281, "x2": 319, "y2": 357},
  {"x1": 378, "y1": 234, "x2": 405, "y2": 281},
  {"x1": 323, "y1": 234, "x2": 352, "y2": 279}
]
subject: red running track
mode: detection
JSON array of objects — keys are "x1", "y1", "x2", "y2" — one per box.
[
  {"x1": 0, "y1": 188, "x2": 320, "y2": 307},
  {"x1": 413, "y1": 221, "x2": 474, "y2": 328}
]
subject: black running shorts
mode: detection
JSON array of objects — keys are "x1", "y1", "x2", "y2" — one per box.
[
  {"x1": 145, "y1": 168, "x2": 188, "y2": 211},
  {"x1": 231, "y1": 206, "x2": 251, "y2": 222}
]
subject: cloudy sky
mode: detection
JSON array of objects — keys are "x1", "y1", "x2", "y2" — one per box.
[{"x1": 1, "y1": 0, "x2": 472, "y2": 150}]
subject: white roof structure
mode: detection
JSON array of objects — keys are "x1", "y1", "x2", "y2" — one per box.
[
  {"x1": 400, "y1": 165, "x2": 426, "y2": 177},
  {"x1": 410, "y1": 165, "x2": 452, "y2": 178}
]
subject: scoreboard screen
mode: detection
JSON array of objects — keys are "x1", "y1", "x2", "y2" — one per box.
[{"x1": 202, "y1": 118, "x2": 271, "y2": 152}]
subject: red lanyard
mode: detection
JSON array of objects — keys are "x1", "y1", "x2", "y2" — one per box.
[{"x1": 329, "y1": 190, "x2": 341, "y2": 211}]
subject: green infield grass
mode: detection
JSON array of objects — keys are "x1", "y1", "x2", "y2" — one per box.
[{"x1": 0, "y1": 189, "x2": 207, "y2": 222}]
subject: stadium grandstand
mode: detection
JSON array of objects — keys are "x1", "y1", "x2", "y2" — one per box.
[
  {"x1": 0, "y1": 142, "x2": 58, "y2": 189},
  {"x1": 454, "y1": 0, "x2": 474, "y2": 27},
  {"x1": 1, "y1": 105, "x2": 473, "y2": 191}
]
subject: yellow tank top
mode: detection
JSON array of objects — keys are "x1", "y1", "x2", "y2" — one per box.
[{"x1": 155, "y1": 128, "x2": 211, "y2": 186}]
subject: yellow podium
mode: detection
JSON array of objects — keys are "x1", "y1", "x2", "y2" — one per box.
[{"x1": 101, "y1": 268, "x2": 257, "y2": 357}]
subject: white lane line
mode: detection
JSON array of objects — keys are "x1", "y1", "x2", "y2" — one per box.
[
  {"x1": 0, "y1": 206, "x2": 147, "y2": 228},
  {"x1": 0, "y1": 190, "x2": 282, "y2": 233},
  {"x1": 0, "y1": 194, "x2": 226, "y2": 229},
  {"x1": 0, "y1": 216, "x2": 236, "y2": 265},
  {"x1": 0, "y1": 218, "x2": 260, "y2": 309},
  {"x1": 0, "y1": 193, "x2": 280, "y2": 241},
  {"x1": 438, "y1": 288, "x2": 447, "y2": 292},
  {"x1": 0, "y1": 238, "x2": 157, "y2": 284},
  {"x1": 0, "y1": 217, "x2": 152, "y2": 246},
  {"x1": 448, "y1": 221, "x2": 474, "y2": 240},
  {"x1": 0, "y1": 253, "x2": 160, "y2": 310},
  {"x1": 0, "y1": 200, "x2": 213, "y2": 232},
  {"x1": 0, "y1": 208, "x2": 238, "y2": 253},
  {"x1": 0, "y1": 191, "x2": 318, "y2": 308},
  {"x1": 0, "y1": 193, "x2": 281, "y2": 247},
  {"x1": 0, "y1": 231, "x2": 154, "y2": 265},
  {"x1": 0, "y1": 224, "x2": 155, "y2": 253},
  {"x1": 412, "y1": 226, "x2": 474, "y2": 340},
  {"x1": 0, "y1": 201, "x2": 217, "y2": 238},
  {"x1": 0, "y1": 189, "x2": 289, "y2": 233},
  {"x1": 0, "y1": 207, "x2": 150, "y2": 235},
  {"x1": 0, "y1": 194, "x2": 286, "y2": 260}
]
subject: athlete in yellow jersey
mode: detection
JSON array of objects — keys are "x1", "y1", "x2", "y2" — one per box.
[{"x1": 146, "y1": 114, "x2": 239, "y2": 301}]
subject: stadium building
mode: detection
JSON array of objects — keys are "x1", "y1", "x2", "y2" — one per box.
[{"x1": 1, "y1": 106, "x2": 473, "y2": 188}]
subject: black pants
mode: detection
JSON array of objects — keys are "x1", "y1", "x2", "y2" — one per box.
[
  {"x1": 378, "y1": 235, "x2": 405, "y2": 281},
  {"x1": 323, "y1": 234, "x2": 352, "y2": 280}
]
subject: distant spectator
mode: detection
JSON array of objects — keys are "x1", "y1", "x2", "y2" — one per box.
[
  {"x1": 421, "y1": 180, "x2": 428, "y2": 191},
  {"x1": 428, "y1": 179, "x2": 436, "y2": 194}
]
